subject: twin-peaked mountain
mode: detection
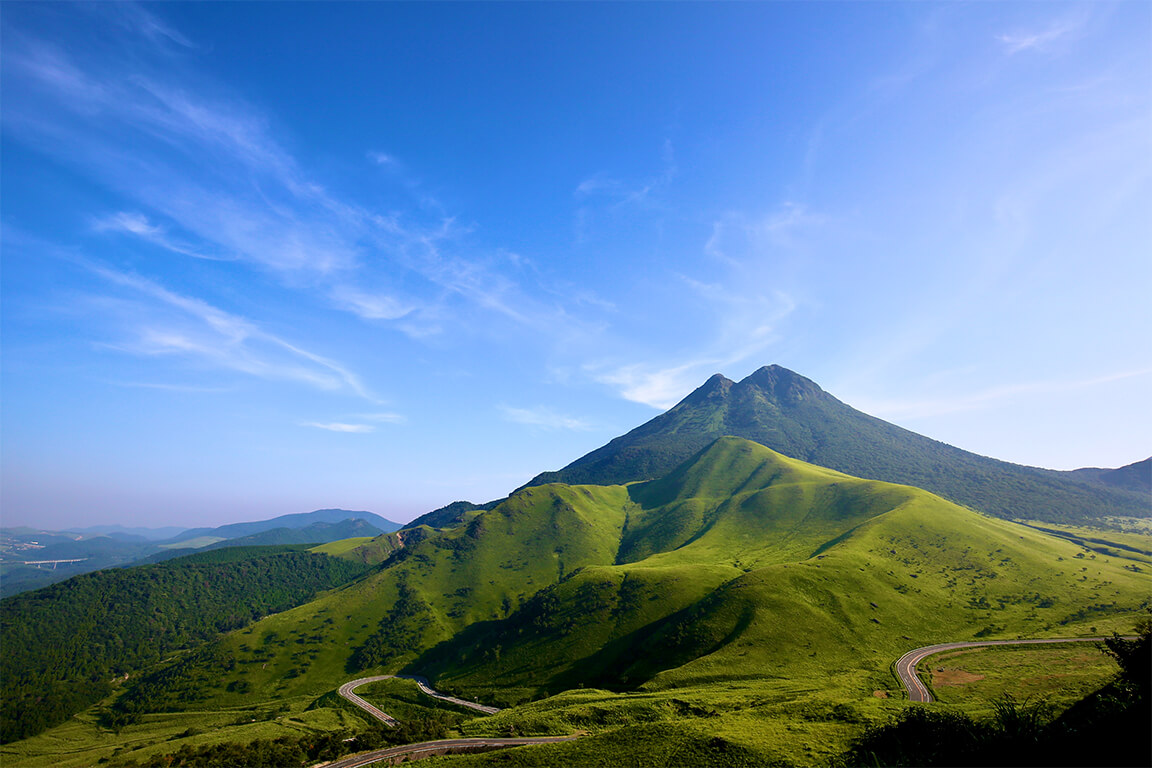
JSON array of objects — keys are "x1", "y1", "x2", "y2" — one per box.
[{"x1": 524, "y1": 365, "x2": 1149, "y2": 524}]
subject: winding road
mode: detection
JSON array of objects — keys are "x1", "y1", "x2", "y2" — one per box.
[
  {"x1": 337, "y1": 678, "x2": 402, "y2": 727},
  {"x1": 319, "y1": 736, "x2": 580, "y2": 768},
  {"x1": 330, "y1": 676, "x2": 574, "y2": 767},
  {"x1": 894, "y1": 637, "x2": 1114, "y2": 702},
  {"x1": 337, "y1": 675, "x2": 500, "y2": 725}
]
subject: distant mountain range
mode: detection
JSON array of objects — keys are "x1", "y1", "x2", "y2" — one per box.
[
  {"x1": 146, "y1": 518, "x2": 388, "y2": 563},
  {"x1": 523, "y1": 365, "x2": 1149, "y2": 525},
  {"x1": 0, "y1": 509, "x2": 402, "y2": 597},
  {"x1": 165, "y1": 508, "x2": 401, "y2": 545},
  {"x1": 1070, "y1": 458, "x2": 1152, "y2": 495},
  {"x1": 64, "y1": 525, "x2": 189, "y2": 541}
]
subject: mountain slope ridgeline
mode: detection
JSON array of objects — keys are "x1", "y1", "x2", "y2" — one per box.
[{"x1": 525, "y1": 365, "x2": 1149, "y2": 524}]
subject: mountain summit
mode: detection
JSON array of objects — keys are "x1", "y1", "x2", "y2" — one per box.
[{"x1": 527, "y1": 365, "x2": 1148, "y2": 524}]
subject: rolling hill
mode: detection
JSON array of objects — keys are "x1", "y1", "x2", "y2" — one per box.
[
  {"x1": 12, "y1": 438, "x2": 1146, "y2": 766},
  {"x1": 524, "y1": 365, "x2": 1150, "y2": 525}
]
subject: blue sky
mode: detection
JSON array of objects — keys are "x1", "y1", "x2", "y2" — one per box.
[{"x1": 3, "y1": 2, "x2": 1149, "y2": 530}]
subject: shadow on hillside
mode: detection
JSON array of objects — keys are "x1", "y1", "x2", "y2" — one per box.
[{"x1": 403, "y1": 591, "x2": 748, "y2": 704}]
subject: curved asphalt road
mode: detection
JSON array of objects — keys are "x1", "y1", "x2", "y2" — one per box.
[
  {"x1": 895, "y1": 637, "x2": 1115, "y2": 702},
  {"x1": 337, "y1": 675, "x2": 499, "y2": 726},
  {"x1": 331, "y1": 677, "x2": 575, "y2": 767},
  {"x1": 399, "y1": 674, "x2": 502, "y2": 715},
  {"x1": 319, "y1": 736, "x2": 580, "y2": 768},
  {"x1": 337, "y1": 677, "x2": 402, "y2": 727}
]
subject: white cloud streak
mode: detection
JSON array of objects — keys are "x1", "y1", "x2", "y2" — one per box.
[
  {"x1": 590, "y1": 362, "x2": 713, "y2": 411},
  {"x1": 87, "y1": 263, "x2": 374, "y2": 399},
  {"x1": 705, "y1": 203, "x2": 827, "y2": 265},
  {"x1": 303, "y1": 422, "x2": 376, "y2": 433},
  {"x1": 997, "y1": 15, "x2": 1084, "y2": 55},
  {"x1": 500, "y1": 405, "x2": 592, "y2": 431},
  {"x1": 851, "y1": 368, "x2": 1152, "y2": 422},
  {"x1": 591, "y1": 200, "x2": 805, "y2": 409},
  {"x1": 108, "y1": 3, "x2": 196, "y2": 50},
  {"x1": 93, "y1": 211, "x2": 227, "y2": 261},
  {"x1": 357, "y1": 412, "x2": 406, "y2": 424},
  {"x1": 574, "y1": 139, "x2": 677, "y2": 209},
  {"x1": 329, "y1": 287, "x2": 416, "y2": 321},
  {"x1": 4, "y1": 13, "x2": 589, "y2": 349}
]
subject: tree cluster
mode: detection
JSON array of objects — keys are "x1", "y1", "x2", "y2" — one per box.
[{"x1": 1, "y1": 551, "x2": 368, "y2": 743}]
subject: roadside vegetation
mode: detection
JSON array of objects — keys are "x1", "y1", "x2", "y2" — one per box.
[
  {"x1": 840, "y1": 620, "x2": 1151, "y2": 767},
  {"x1": 103, "y1": 714, "x2": 453, "y2": 768}
]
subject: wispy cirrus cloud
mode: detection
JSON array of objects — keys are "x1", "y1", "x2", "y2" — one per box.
[
  {"x1": 329, "y1": 286, "x2": 417, "y2": 321},
  {"x1": 368, "y1": 150, "x2": 397, "y2": 167},
  {"x1": 93, "y1": 211, "x2": 228, "y2": 261},
  {"x1": 575, "y1": 138, "x2": 678, "y2": 209},
  {"x1": 589, "y1": 361, "x2": 711, "y2": 411},
  {"x1": 107, "y1": 380, "x2": 232, "y2": 394},
  {"x1": 357, "y1": 412, "x2": 406, "y2": 424},
  {"x1": 303, "y1": 422, "x2": 376, "y2": 433},
  {"x1": 106, "y1": 2, "x2": 196, "y2": 50},
  {"x1": 589, "y1": 199, "x2": 804, "y2": 409},
  {"x1": 86, "y1": 263, "x2": 374, "y2": 399},
  {"x1": 850, "y1": 368, "x2": 1152, "y2": 422},
  {"x1": 997, "y1": 10, "x2": 1088, "y2": 55},
  {"x1": 4, "y1": 7, "x2": 590, "y2": 351},
  {"x1": 301, "y1": 411, "x2": 404, "y2": 433},
  {"x1": 704, "y1": 203, "x2": 827, "y2": 265},
  {"x1": 499, "y1": 405, "x2": 592, "y2": 431}
]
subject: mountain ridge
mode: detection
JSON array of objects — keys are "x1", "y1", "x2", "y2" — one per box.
[
  {"x1": 167, "y1": 508, "x2": 402, "y2": 544},
  {"x1": 525, "y1": 365, "x2": 1148, "y2": 524}
]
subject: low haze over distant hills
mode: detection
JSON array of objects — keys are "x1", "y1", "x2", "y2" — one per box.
[
  {"x1": 0, "y1": 509, "x2": 402, "y2": 598},
  {"x1": 65, "y1": 525, "x2": 190, "y2": 541},
  {"x1": 526, "y1": 365, "x2": 1150, "y2": 525},
  {"x1": 166, "y1": 509, "x2": 401, "y2": 545}
]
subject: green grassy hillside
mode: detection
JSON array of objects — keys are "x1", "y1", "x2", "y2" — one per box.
[
  {"x1": 415, "y1": 440, "x2": 1148, "y2": 708},
  {"x1": 5, "y1": 438, "x2": 1149, "y2": 767}
]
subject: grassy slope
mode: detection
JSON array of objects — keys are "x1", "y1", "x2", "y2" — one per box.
[
  {"x1": 309, "y1": 537, "x2": 378, "y2": 557},
  {"x1": 423, "y1": 444, "x2": 1147, "y2": 707},
  {"x1": 926, "y1": 644, "x2": 1119, "y2": 714},
  {"x1": 5, "y1": 439, "x2": 1149, "y2": 767}
]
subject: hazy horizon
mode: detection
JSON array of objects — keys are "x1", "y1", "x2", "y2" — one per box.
[{"x1": 3, "y1": 2, "x2": 1149, "y2": 530}]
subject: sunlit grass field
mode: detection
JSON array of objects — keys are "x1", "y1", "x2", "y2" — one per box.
[{"x1": 926, "y1": 642, "x2": 1120, "y2": 713}]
